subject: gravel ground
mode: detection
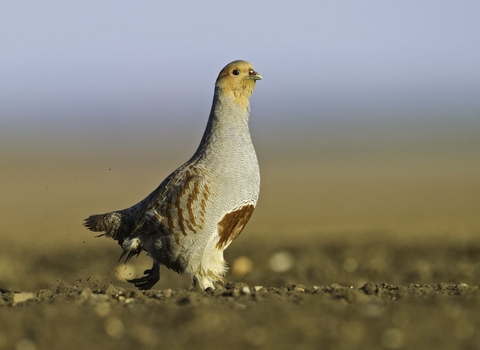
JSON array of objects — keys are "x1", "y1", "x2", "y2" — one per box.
[{"x1": 1, "y1": 233, "x2": 480, "y2": 350}]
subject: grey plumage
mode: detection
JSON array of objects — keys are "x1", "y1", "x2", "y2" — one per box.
[{"x1": 84, "y1": 60, "x2": 262, "y2": 290}]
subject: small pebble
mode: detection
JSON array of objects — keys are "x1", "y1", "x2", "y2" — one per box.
[
  {"x1": 245, "y1": 326, "x2": 267, "y2": 347},
  {"x1": 231, "y1": 256, "x2": 254, "y2": 276},
  {"x1": 268, "y1": 251, "x2": 294, "y2": 273},
  {"x1": 241, "y1": 286, "x2": 251, "y2": 295},
  {"x1": 13, "y1": 293, "x2": 35, "y2": 305},
  {"x1": 104, "y1": 317, "x2": 125, "y2": 339},
  {"x1": 94, "y1": 302, "x2": 112, "y2": 318},
  {"x1": 76, "y1": 288, "x2": 92, "y2": 304},
  {"x1": 380, "y1": 328, "x2": 405, "y2": 349}
]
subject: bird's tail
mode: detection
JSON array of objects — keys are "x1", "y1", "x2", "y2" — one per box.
[
  {"x1": 83, "y1": 211, "x2": 124, "y2": 242},
  {"x1": 84, "y1": 210, "x2": 144, "y2": 262}
]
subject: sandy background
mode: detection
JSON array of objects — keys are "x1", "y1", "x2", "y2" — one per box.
[
  {"x1": 1, "y1": 119, "x2": 480, "y2": 280},
  {"x1": 1, "y1": 117, "x2": 480, "y2": 350},
  {"x1": 2, "y1": 118, "x2": 479, "y2": 248}
]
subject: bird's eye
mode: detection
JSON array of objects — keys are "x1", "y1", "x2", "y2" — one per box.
[{"x1": 232, "y1": 69, "x2": 240, "y2": 76}]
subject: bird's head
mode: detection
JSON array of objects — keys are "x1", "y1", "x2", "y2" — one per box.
[{"x1": 215, "y1": 60, "x2": 262, "y2": 109}]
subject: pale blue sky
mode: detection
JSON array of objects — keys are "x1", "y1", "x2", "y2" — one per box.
[
  {"x1": 1, "y1": 1, "x2": 479, "y2": 240},
  {"x1": 1, "y1": 0, "x2": 479, "y2": 136}
]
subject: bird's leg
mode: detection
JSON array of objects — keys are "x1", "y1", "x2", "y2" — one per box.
[
  {"x1": 191, "y1": 276, "x2": 204, "y2": 291},
  {"x1": 126, "y1": 262, "x2": 160, "y2": 290}
]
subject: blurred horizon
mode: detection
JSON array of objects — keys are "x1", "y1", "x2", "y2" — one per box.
[
  {"x1": 1, "y1": 1, "x2": 479, "y2": 248},
  {"x1": 1, "y1": 1, "x2": 479, "y2": 128}
]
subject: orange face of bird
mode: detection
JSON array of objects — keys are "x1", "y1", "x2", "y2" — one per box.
[{"x1": 215, "y1": 60, "x2": 262, "y2": 109}]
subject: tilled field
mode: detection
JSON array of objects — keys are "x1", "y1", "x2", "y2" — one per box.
[{"x1": 1, "y1": 234, "x2": 480, "y2": 350}]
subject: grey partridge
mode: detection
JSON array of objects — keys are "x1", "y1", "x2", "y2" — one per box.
[{"x1": 84, "y1": 60, "x2": 262, "y2": 290}]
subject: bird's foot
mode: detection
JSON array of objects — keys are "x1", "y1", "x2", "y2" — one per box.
[{"x1": 126, "y1": 263, "x2": 160, "y2": 290}]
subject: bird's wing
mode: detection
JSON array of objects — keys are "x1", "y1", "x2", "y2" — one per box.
[{"x1": 131, "y1": 170, "x2": 211, "y2": 240}]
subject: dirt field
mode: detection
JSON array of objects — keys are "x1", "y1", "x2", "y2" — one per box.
[
  {"x1": 1, "y1": 121, "x2": 480, "y2": 349},
  {"x1": 1, "y1": 234, "x2": 480, "y2": 350}
]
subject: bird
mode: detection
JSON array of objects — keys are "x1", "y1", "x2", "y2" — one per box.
[{"x1": 83, "y1": 60, "x2": 262, "y2": 290}]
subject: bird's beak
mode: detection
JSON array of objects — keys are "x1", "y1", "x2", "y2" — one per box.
[{"x1": 249, "y1": 71, "x2": 262, "y2": 81}]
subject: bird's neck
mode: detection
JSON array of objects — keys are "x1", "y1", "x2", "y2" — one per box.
[{"x1": 197, "y1": 88, "x2": 252, "y2": 153}]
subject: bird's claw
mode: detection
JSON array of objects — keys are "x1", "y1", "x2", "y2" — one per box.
[{"x1": 126, "y1": 263, "x2": 160, "y2": 290}]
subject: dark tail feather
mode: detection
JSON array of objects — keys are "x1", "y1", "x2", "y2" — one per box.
[{"x1": 83, "y1": 211, "x2": 123, "y2": 241}]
